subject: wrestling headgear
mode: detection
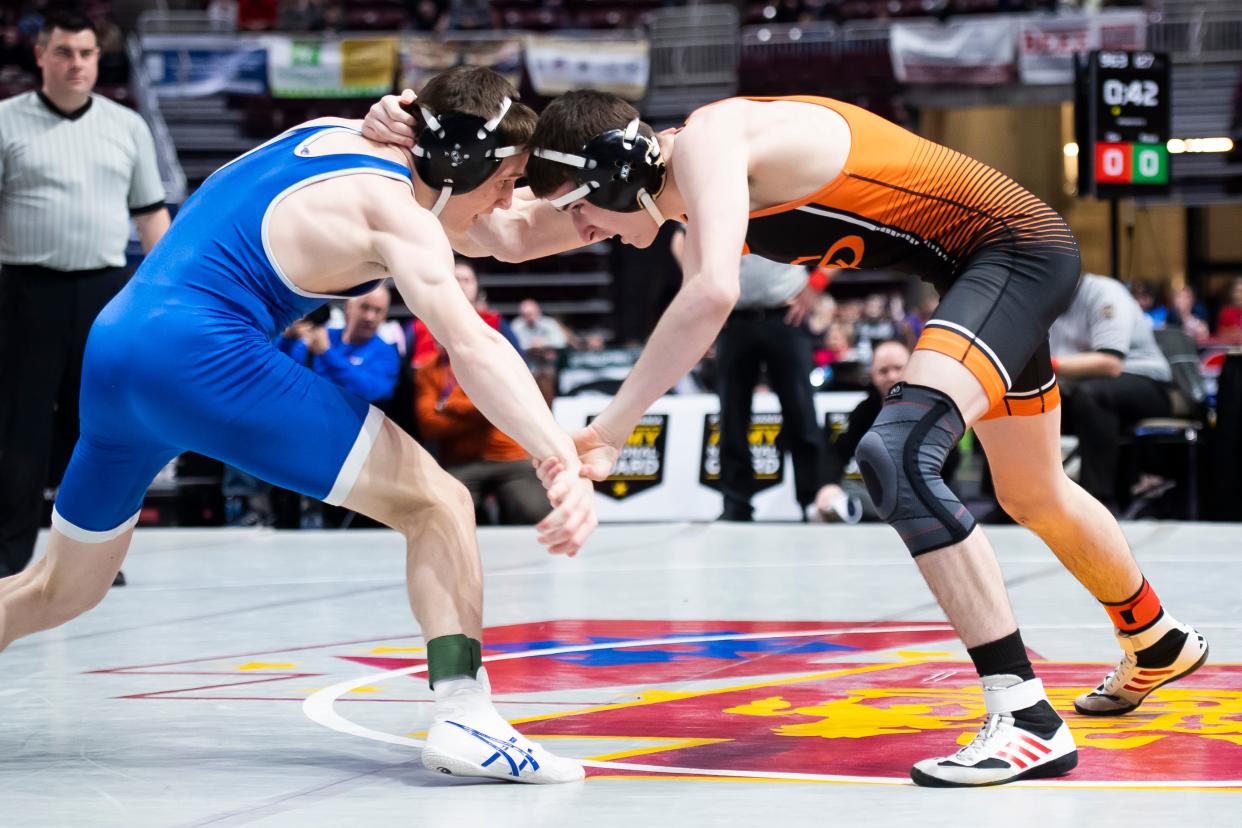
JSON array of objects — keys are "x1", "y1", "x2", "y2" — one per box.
[
  {"x1": 412, "y1": 97, "x2": 519, "y2": 215},
  {"x1": 532, "y1": 118, "x2": 666, "y2": 226}
]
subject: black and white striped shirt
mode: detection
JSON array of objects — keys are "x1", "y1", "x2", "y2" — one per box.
[{"x1": 0, "y1": 91, "x2": 165, "y2": 270}]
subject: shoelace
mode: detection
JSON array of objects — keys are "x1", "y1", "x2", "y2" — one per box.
[
  {"x1": 950, "y1": 713, "x2": 1007, "y2": 765},
  {"x1": 1095, "y1": 651, "x2": 1138, "y2": 695}
]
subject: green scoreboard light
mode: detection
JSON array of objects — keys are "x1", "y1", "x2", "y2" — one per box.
[{"x1": 1074, "y1": 50, "x2": 1172, "y2": 198}]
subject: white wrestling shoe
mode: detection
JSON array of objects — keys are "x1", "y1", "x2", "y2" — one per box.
[
  {"x1": 421, "y1": 669, "x2": 584, "y2": 784},
  {"x1": 1075, "y1": 619, "x2": 1209, "y2": 716},
  {"x1": 911, "y1": 676, "x2": 1078, "y2": 788}
]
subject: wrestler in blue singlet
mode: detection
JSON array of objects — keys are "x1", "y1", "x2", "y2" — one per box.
[{"x1": 53, "y1": 125, "x2": 413, "y2": 541}]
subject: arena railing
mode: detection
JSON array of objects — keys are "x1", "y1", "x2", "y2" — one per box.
[
  {"x1": 126, "y1": 35, "x2": 188, "y2": 204},
  {"x1": 743, "y1": 9, "x2": 1242, "y2": 64},
  {"x1": 1148, "y1": 10, "x2": 1242, "y2": 62},
  {"x1": 643, "y1": 5, "x2": 741, "y2": 118},
  {"x1": 137, "y1": 10, "x2": 238, "y2": 36}
]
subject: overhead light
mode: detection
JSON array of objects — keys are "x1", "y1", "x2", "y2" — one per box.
[
  {"x1": 1167, "y1": 137, "x2": 1234, "y2": 154},
  {"x1": 1063, "y1": 142, "x2": 1079, "y2": 157}
]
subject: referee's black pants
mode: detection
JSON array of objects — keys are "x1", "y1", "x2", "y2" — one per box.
[
  {"x1": 1060, "y1": 372, "x2": 1173, "y2": 507},
  {"x1": 0, "y1": 264, "x2": 129, "y2": 575},
  {"x1": 716, "y1": 308, "x2": 821, "y2": 520}
]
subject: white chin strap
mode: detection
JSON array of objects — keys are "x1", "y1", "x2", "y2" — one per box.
[
  {"x1": 638, "y1": 189, "x2": 666, "y2": 227},
  {"x1": 430, "y1": 186, "x2": 452, "y2": 216}
]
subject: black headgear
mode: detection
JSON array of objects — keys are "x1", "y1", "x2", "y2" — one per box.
[
  {"x1": 532, "y1": 118, "x2": 666, "y2": 226},
  {"x1": 412, "y1": 97, "x2": 518, "y2": 215}
]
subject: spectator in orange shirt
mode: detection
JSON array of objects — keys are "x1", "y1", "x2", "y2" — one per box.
[
  {"x1": 407, "y1": 259, "x2": 522, "y2": 364},
  {"x1": 413, "y1": 264, "x2": 550, "y2": 525}
]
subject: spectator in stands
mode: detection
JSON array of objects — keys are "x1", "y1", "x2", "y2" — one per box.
[
  {"x1": 408, "y1": 259, "x2": 521, "y2": 364},
  {"x1": 822, "y1": 320, "x2": 859, "y2": 364},
  {"x1": 511, "y1": 298, "x2": 568, "y2": 351},
  {"x1": 1168, "y1": 284, "x2": 1210, "y2": 344},
  {"x1": 855, "y1": 292, "x2": 899, "y2": 345},
  {"x1": 284, "y1": 283, "x2": 401, "y2": 403},
  {"x1": 413, "y1": 290, "x2": 550, "y2": 526},
  {"x1": 815, "y1": 339, "x2": 959, "y2": 521},
  {"x1": 1216, "y1": 276, "x2": 1242, "y2": 344},
  {"x1": 1052, "y1": 273, "x2": 1174, "y2": 510},
  {"x1": 0, "y1": 11, "x2": 169, "y2": 584},
  {"x1": 1132, "y1": 281, "x2": 1168, "y2": 327}
]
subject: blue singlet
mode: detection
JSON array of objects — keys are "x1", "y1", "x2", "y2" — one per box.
[{"x1": 54, "y1": 125, "x2": 412, "y2": 540}]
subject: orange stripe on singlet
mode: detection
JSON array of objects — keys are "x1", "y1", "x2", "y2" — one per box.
[
  {"x1": 980, "y1": 383, "x2": 1062, "y2": 421},
  {"x1": 914, "y1": 327, "x2": 1008, "y2": 408}
]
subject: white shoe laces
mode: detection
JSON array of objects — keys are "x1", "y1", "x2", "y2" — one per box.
[
  {"x1": 950, "y1": 713, "x2": 1007, "y2": 765},
  {"x1": 1095, "y1": 650, "x2": 1138, "y2": 696}
]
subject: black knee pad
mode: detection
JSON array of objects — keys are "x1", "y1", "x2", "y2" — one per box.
[{"x1": 856, "y1": 383, "x2": 975, "y2": 556}]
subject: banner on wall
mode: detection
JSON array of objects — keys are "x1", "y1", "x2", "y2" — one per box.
[
  {"x1": 398, "y1": 37, "x2": 523, "y2": 92},
  {"x1": 525, "y1": 36, "x2": 649, "y2": 100},
  {"x1": 142, "y1": 35, "x2": 268, "y2": 98},
  {"x1": 558, "y1": 347, "x2": 642, "y2": 396},
  {"x1": 595, "y1": 414, "x2": 668, "y2": 501},
  {"x1": 890, "y1": 19, "x2": 1018, "y2": 85},
  {"x1": 1018, "y1": 11, "x2": 1146, "y2": 85},
  {"x1": 267, "y1": 37, "x2": 396, "y2": 98},
  {"x1": 699, "y1": 412, "x2": 785, "y2": 494}
]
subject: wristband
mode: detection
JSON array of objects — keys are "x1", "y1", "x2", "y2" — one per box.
[{"x1": 808, "y1": 267, "x2": 832, "y2": 293}]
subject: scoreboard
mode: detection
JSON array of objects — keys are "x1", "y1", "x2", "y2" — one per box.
[{"x1": 1074, "y1": 50, "x2": 1171, "y2": 198}]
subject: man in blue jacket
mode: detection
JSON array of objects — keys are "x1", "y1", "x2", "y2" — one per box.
[{"x1": 286, "y1": 283, "x2": 400, "y2": 403}]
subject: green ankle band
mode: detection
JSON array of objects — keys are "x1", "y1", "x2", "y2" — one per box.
[{"x1": 426, "y1": 634, "x2": 482, "y2": 688}]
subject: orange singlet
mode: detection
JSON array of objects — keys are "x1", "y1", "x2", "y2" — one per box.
[{"x1": 706, "y1": 95, "x2": 1082, "y2": 418}]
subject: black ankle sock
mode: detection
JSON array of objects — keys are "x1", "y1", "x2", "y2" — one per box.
[
  {"x1": 1135, "y1": 626, "x2": 1190, "y2": 668},
  {"x1": 967, "y1": 630, "x2": 1036, "y2": 682}
]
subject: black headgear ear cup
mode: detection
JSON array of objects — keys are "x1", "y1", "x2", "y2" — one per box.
[
  {"x1": 534, "y1": 119, "x2": 666, "y2": 225},
  {"x1": 411, "y1": 98, "x2": 518, "y2": 212}
]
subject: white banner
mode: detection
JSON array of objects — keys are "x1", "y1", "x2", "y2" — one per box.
[
  {"x1": 553, "y1": 392, "x2": 865, "y2": 522},
  {"x1": 1018, "y1": 11, "x2": 1146, "y2": 85},
  {"x1": 525, "y1": 36, "x2": 649, "y2": 100},
  {"x1": 890, "y1": 18, "x2": 1018, "y2": 85}
]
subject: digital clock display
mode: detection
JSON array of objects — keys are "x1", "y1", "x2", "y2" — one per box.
[{"x1": 1075, "y1": 50, "x2": 1171, "y2": 197}]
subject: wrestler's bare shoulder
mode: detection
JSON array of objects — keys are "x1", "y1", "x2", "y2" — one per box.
[{"x1": 680, "y1": 97, "x2": 851, "y2": 211}]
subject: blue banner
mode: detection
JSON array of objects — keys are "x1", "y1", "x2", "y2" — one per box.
[{"x1": 142, "y1": 35, "x2": 268, "y2": 97}]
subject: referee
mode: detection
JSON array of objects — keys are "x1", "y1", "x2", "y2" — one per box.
[
  {"x1": 1051, "y1": 273, "x2": 1174, "y2": 510},
  {"x1": 674, "y1": 225, "x2": 824, "y2": 520},
  {"x1": 0, "y1": 11, "x2": 169, "y2": 580}
]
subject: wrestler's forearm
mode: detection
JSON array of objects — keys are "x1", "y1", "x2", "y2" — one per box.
[
  {"x1": 1056, "y1": 351, "x2": 1124, "y2": 379},
  {"x1": 592, "y1": 278, "x2": 735, "y2": 446},
  {"x1": 448, "y1": 328, "x2": 579, "y2": 469}
]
